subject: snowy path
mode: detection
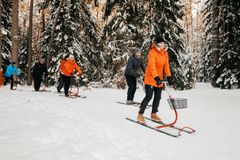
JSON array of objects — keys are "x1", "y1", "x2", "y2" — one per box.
[{"x1": 0, "y1": 83, "x2": 240, "y2": 160}]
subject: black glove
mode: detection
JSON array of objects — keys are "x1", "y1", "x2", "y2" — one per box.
[
  {"x1": 154, "y1": 76, "x2": 162, "y2": 85},
  {"x1": 167, "y1": 76, "x2": 173, "y2": 85}
]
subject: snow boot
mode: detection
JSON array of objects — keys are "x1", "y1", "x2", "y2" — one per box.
[
  {"x1": 126, "y1": 100, "x2": 135, "y2": 105},
  {"x1": 137, "y1": 114, "x2": 145, "y2": 124},
  {"x1": 151, "y1": 113, "x2": 161, "y2": 122}
]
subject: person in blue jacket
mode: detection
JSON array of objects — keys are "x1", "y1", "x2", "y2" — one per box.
[{"x1": 4, "y1": 62, "x2": 20, "y2": 89}]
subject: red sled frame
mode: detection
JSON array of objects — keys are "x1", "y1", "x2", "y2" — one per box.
[{"x1": 155, "y1": 86, "x2": 196, "y2": 136}]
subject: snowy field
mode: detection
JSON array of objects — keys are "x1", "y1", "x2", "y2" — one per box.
[{"x1": 0, "y1": 83, "x2": 240, "y2": 160}]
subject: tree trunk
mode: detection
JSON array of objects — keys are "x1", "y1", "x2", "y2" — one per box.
[
  {"x1": 0, "y1": 0, "x2": 2, "y2": 69},
  {"x1": 11, "y1": 0, "x2": 19, "y2": 64},
  {"x1": 41, "y1": 9, "x2": 45, "y2": 32},
  {"x1": 211, "y1": 0, "x2": 219, "y2": 87},
  {"x1": 27, "y1": 0, "x2": 34, "y2": 85}
]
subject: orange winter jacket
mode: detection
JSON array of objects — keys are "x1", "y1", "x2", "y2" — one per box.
[
  {"x1": 144, "y1": 45, "x2": 171, "y2": 88},
  {"x1": 59, "y1": 59, "x2": 67, "y2": 73},
  {"x1": 0, "y1": 69, "x2": 3, "y2": 86},
  {"x1": 61, "y1": 60, "x2": 82, "y2": 76}
]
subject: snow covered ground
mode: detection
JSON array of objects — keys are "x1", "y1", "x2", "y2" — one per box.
[{"x1": 0, "y1": 83, "x2": 240, "y2": 160}]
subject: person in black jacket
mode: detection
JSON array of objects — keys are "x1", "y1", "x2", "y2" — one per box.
[
  {"x1": 124, "y1": 48, "x2": 145, "y2": 104},
  {"x1": 32, "y1": 56, "x2": 48, "y2": 91}
]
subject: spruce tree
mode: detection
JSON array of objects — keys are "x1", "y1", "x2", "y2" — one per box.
[
  {"x1": 38, "y1": 0, "x2": 102, "y2": 85},
  {"x1": 101, "y1": 0, "x2": 192, "y2": 89},
  {"x1": 18, "y1": 30, "x2": 28, "y2": 83},
  {"x1": 213, "y1": 0, "x2": 240, "y2": 89},
  {"x1": 144, "y1": 0, "x2": 193, "y2": 89},
  {"x1": 1, "y1": 0, "x2": 12, "y2": 69},
  {"x1": 197, "y1": 0, "x2": 213, "y2": 83},
  {"x1": 99, "y1": 0, "x2": 148, "y2": 87}
]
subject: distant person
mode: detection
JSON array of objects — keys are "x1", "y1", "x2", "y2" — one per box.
[
  {"x1": 4, "y1": 62, "x2": 20, "y2": 90},
  {"x1": 124, "y1": 48, "x2": 145, "y2": 104},
  {"x1": 61, "y1": 55, "x2": 81, "y2": 97},
  {"x1": 0, "y1": 68, "x2": 3, "y2": 86},
  {"x1": 57, "y1": 54, "x2": 69, "y2": 92},
  {"x1": 137, "y1": 35, "x2": 173, "y2": 124},
  {"x1": 32, "y1": 56, "x2": 48, "y2": 91}
]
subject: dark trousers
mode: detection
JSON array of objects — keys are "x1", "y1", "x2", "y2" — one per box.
[
  {"x1": 57, "y1": 73, "x2": 64, "y2": 92},
  {"x1": 125, "y1": 75, "x2": 137, "y2": 101},
  {"x1": 33, "y1": 77, "x2": 42, "y2": 91},
  {"x1": 62, "y1": 74, "x2": 71, "y2": 95},
  {"x1": 139, "y1": 85, "x2": 162, "y2": 114},
  {"x1": 4, "y1": 76, "x2": 14, "y2": 89}
]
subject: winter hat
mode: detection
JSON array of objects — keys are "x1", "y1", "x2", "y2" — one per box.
[
  {"x1": 155, "y1": 35, "x2": 164, "y2": 43},
  {"x1": 134, "y1": 48, "x2": 141, "y2": 54},
  {"x1": 69, "y1": 54, "x2": 75, "y2": 60},
  {"x1": 64, "y1": 54, "x2": 70, "y2": 60}
]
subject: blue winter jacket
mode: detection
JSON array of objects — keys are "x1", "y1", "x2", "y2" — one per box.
[{"x1": 5, "y1": 64, "x2": 20, "y2": 77}]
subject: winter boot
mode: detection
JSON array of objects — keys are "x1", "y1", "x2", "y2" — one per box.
[
  {"x1": 137, "y1": 114, "x2": 145, "y2": 124},
  {"x1": 126, "y1": 100, "x2": 135, "y2": 105},
  {"x1": 151, "y1": 113, "x2": 161, "y2": 122}
]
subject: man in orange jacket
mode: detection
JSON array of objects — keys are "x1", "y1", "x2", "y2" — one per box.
[
  {"x1": 57, "y1": 54, "x2": 69, "y2": 92},
  {"x1": 137, "y1": 35, "x2": 173, "y2": 124},
  {"x1": 61, "y1": 55, "x2": 82, "y2": 97}
]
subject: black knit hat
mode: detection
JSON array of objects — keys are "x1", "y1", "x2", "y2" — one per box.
[{"x1": 155, "y1": 35, "x2": 164, "y2": 43}]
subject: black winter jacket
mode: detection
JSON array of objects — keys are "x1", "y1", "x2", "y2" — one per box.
[
  {"x1": 124, "y1": 55, "x2": 145, "y2": 77},
  {"x1": 32, "y1": 62, "x2": 48, "y2": 79}
]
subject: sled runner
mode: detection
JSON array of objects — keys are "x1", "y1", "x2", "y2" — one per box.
[{"x1": 126, "y1": 83, "x2": 196, "y2": 137}]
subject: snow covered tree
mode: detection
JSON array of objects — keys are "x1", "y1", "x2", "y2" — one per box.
[
  {"x1": 18, "y1": 30, "x2": 28, "y2": 83},
  {"x1": 0, "y1": 0, "x2": 12, "y2": 70},
  {"x1": 98, "y1": 0, "x2": 149, "y2": 88},
  {"x1": 0, "y1": 0, "x2": 2, "y2": 68},
  {"x1": 210, "y1": 0, "x2": 220, "y2": 87},
  {"x1": 197, "y1": 0, "x2": 213, "y2": 83},
  {"x1": 38, "y1": 0, "x2": 103, "y2": 85},
  {"x1": 213, "y1": 0, "x2": 240, "y2": 89},
  {"x1": 149, "y1": 0, "x2": 192, "y2": 90},
  {"x1": 100, "y1": 0, "x2": 192, "y2": 90},
  {"x1": 201, "y1": 0, "x2": 240, "y2": 89}
]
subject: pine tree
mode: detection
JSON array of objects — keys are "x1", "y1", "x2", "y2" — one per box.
[
  {"x1": 99, "y1": 0, "x2": 149, "y2": 87},
  {"x1": 18, "y1": 30, "x2": 28, "y2": 83},
  {"x1": 198, "y1": 0, "x2": 213, "y2": 83},
  {"x1": 213, "y1": 0, "x2": 240, "y2": 89},
  {"x1": 39, "y1": 0, "x2": 102, "y2": 85},
  {"x1": 101, "y1": 0, "x2": 192, "y2": 89},
  {"x1": 201, "y1": 0, "x2": 240, "y2": 89},
  {"x1": 0, "y1": 0, "x2": 12, "y2": 70},
  {"x1": 149, "y1": 0, "x2": 192, "y2": 89}
]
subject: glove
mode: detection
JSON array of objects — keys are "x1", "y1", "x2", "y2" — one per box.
[
  {"x1": 154, "y1": 76, "x2": 162, "y2": 85},
  {"x1": 167, "y1": 76, "x2": 173, "y2": 85}
]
